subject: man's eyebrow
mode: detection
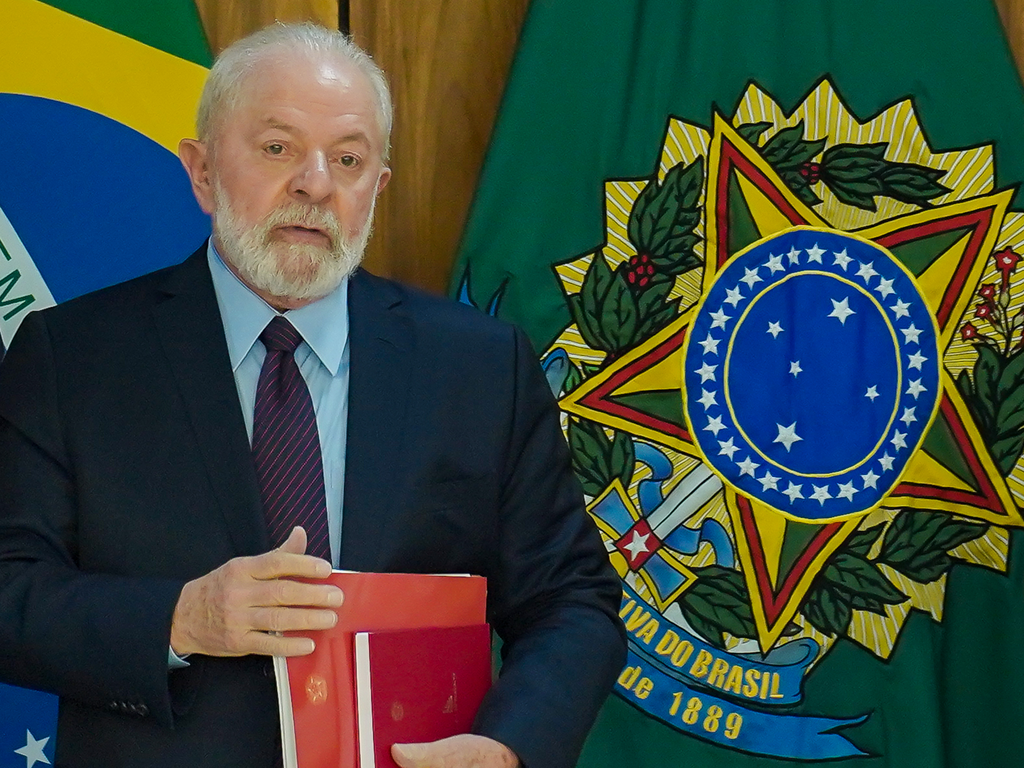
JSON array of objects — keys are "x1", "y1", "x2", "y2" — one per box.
[
  {"x1": 336, "y1": 131, "x2": 371, "y2": 147},
  {"x1": 255, "y1": 120, "x2": 371, "y2": 147},
  {"x1": 259, "y1": 118, "x2": 297, "y2": 132}
]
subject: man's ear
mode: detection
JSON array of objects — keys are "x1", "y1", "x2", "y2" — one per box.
[
  {"x1": 178, "y1": 138, "x2": 215, "y2": 214},
  {"x1": 376, "y1": 166, "x2": 392, "y2": 195}
]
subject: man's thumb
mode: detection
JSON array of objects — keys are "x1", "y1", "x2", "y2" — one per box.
[
  {"x1": 278, "y1": 526, "x2": 308, "y2": 555},
  {"x1": 391, "y1": 742, "x2": 431, "y2": 768}
]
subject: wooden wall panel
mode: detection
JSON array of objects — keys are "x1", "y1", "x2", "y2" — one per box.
[
  {"x1": 349, "y1": 1, "x2": 531, "y2": 294},
  {"x1": 195, "y1": 0, "x2": 339, "y2": 55},
  {"x1": 997, "y1": 0, "x2": 1024, "y2": 83}
]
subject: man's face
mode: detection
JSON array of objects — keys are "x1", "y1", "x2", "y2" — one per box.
[{"x1": 181, "y1": 53, "x2": 391, "y2": 305}]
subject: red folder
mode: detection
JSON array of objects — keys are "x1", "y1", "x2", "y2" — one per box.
[
  {"x1": 354, "y1": 624, "x2": 492, "y2": 768},
  {"x1": 273, "y1": 572, "x2": 487, "y2": 768}
]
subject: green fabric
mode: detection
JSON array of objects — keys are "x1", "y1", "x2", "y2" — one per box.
[
  {"x1": 454, "y1": 1, "x2": 1024, "y2": 765},
  {"x1": 39, "y1": 0, "x2": 211, "y2": 66},
  {"x1": 455, "y1": 0, "x2": 1024, "y2": 351}
]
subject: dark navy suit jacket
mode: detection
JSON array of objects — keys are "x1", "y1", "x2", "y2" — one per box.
[{"x1": 0, "y1": 247, "x2": 625, "y2": 768}]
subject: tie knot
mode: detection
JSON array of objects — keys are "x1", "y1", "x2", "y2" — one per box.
[{"x1": 260, "y1": 316, "x2": 303, "y2": 353}]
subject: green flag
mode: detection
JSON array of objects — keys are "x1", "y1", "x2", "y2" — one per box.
[
  {"x1": 39, "y1": 0, "x2": 211, "y2": 65},
  {"x1": 454, "y1": 1, "x2": 1024, "y2": 765}
]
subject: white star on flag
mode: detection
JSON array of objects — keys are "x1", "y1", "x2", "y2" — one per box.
[
  {"x1": 874, "y1": 278, "x2": 895, "y2": 299},
  {"x1": 787, "y1": 246, "x2": 801, "y2": 265},
  {"x1": 879, "y1": 453, "x2": 895, "y2": 471},
  {"x1": 810, "y1": 485, "x2": 832, "y2": 505},
  {"x1": 698, "y1": 334, "x2": 720, "y2": 355},
  {"x1": 14, "y1": 731, "x2": 50, "y2": 768},
  {"x1": 737, "y1": 456, "x2": 760, "y2": 476},
  {"x1": 901, "y1": 324, "x2": 923, "y2": 344},
  {"x1": 704, "y1": 415, "x2": 725, "y2": 436},
  {"x1": 865, "y1": 385, "x2": 880, "y2": 401},
  {"x1": 789, "y1": 360, "x2": 802, "y2": 376},
  {"x1": 622, "y1": 530, "x2": 650, "y2": 561},
  {"x1": 891, "y1": 431, "x2": 908, "y2": 450},
  {"x1": 696, "y1": 362, "x2": 718, "y2": 383},
  {"x1": 783, "y1": 482, "x2": 805, "y2": 502},
  {"x1": 724, "y1": 286, "x2": 744, "y2": 307},
  {"x1": 862, "y1": 470, "x2": 880, "y2": 489},
  {"x1": 759, "y1": 471, "x2": 780, "y2": 491},
  {"x1": 891, "y1": 299, "x2": 911, "y2": 319},
  {"x1": 908, "y1": 350, "x2": 927, "y2": 370},
  {"x1": 906, "y1": 379, "x2": 926, "y2": 399},
  {"x1": 856, "y1": 261, "x2": 879, "y2": 282},
  {"x1": 766, "y1": 253, "x2": 785, "y2": 273},
  {"x1": 833, "y1": 249, "x2": 852, "y2": 270},
  {"x1": 828, "y1": 297, "x2": 856, "y2": 325},
  {"x1": 837, "y1": 481, "x2": 858, "y2": 500},
  {"x1": 767, "y1": 321, "x2": 784, "y2": 338},
  {"x1": 900, "y1": 406, "x2": 917, "y2": 426},
  {"x1": 774, "y1": 422, "x2": 803, "y2": 451},
  {"x1": 806, "y1": 243, "x2": 825, "y2": 263},
  {"x1": 710, "y1": 308, "x2": 731, "y2": 329},
  {"x1": 698, "y1": 389, "x2": 718, "y2": 409},
  {"x1": 740, "y1": 268, "x2": 763, "y2": 289},
  {"x1": 718, "y1": 437, "x2": 739, "y2": 459}
]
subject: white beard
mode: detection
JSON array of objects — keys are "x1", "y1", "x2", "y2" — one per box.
[{"x1": 211, "y1": 182, "x2": 375, "y2": 302}]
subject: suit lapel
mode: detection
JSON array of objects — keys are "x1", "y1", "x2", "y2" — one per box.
[
  {"x1": 152, "y1": 247, "x2": 268, "y2": 557},
  {"x1": 340, "y1": 270, "x2": 413, "y2": 570}
]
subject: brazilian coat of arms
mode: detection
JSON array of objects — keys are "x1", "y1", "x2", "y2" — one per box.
[{"x1": 487, "y1": 79, "x2": 1024, "y2": 759}]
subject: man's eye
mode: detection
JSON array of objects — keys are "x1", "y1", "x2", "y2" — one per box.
[
  {"x1": 265, "y1": 143, "x2": 285, "y2": 155},
  {"x1": 339, "y1": 154, "x2": 359, "y2": 167}
]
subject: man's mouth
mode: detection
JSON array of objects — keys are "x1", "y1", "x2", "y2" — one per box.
[{"x1": 274, "y1": 224, "x2": 332, "y2": 246}]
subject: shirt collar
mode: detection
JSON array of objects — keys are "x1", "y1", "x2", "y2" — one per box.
[{"x1": 206, "y1": 241, "x2": 350, "y2": 375}]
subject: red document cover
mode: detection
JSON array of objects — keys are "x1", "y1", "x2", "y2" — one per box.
[
  {"x1": 354, "y1": 624, "x2": 492, "y2": 768},
  {"x1": 273, "y1": 572, "x2": 487, "y2": 768}
]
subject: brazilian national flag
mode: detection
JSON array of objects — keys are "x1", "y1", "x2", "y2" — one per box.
[
  {"x1": 0, "y1": 0, "x2": 211, "y2": 360},
  {"x1": 0, "y1": 1, "x2": 210, "y2": 762},
  {"x1": 455, "y1": 1, "x2": 1024, "y2": 766}
]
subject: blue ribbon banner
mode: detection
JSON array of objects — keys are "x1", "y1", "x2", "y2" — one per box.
[
  {"x1": 617, "y1": 647, "x2": 868, "y2": 759},
  {"x1": 617, "y1": 584, "x2": 868, "y2": 758}
]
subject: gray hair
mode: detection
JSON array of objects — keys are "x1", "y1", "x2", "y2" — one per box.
[{"x1": 196, "y1": 22, "x2": 393, "y2": 159}]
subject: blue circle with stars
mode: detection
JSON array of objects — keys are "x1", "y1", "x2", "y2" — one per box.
[{"x1": 684, "y1": 227, "x2": 941, "y2": 521}]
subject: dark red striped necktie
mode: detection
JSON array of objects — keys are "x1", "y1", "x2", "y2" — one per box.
[{"x1": 252, "y1": 316, "x2": 331, "y2": 561}]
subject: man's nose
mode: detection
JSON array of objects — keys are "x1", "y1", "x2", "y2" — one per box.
[{"x1": 289, "y1": 150, "x2": 332, "y2": 202}]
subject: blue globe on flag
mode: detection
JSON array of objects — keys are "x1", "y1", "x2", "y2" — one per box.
[{"x1": 684, "y1": 227, "x2": 942, "y2": 522}]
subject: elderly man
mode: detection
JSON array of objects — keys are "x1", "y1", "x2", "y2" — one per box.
[{"x1": 0, "y1": 21, "x2": 624, "y2": 768}]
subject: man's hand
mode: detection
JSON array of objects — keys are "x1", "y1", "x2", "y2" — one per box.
[
  {"x1": 392, "y1": 735, "x2": 519, "y2": 768},
  {"x1": 169, "y1": 527, "x2": 343, "y2": 657}
]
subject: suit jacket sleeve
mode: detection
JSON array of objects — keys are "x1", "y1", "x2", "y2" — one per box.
[
  {"x1": 0, "y1": 310, "x2": 185, "y2": 726},
  {"x1": 471, "y1": 326, "x2": 626, "y2": 768}
]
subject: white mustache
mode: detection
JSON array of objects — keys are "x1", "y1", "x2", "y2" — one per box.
[{"x1": 261, "y1": 205, "x2": 343, "y2": 246}]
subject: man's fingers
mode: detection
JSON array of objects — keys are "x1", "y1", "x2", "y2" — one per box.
[
  {"x1": 247, "y1": 549, "x2": 332, "y2": 581},
  {"x1": 250, "y1": 605, "x2": 338, "y2": 634},
  {"x1": 253, "y1": 577, "x2": 343, "y2": 609},
  {"x1": 247, "y1": 632, "x2": 317, "y2": 658},
  {"x1": 392, "y1": 735, "x2": 520, "y2": 768}
]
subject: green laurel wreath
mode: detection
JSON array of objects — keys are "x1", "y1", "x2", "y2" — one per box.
[
  {"x1": 739, "y1": 120, "x2": 950, "y2": 211},
  {"x1": 567, "y1": 418, "x2": 635, "y2": 497},
  {"x1": 674, "y1": 565, "x2": 758, "y2": 647},
  {"x1": 567, "y1": 159, "x2": 704, "y2": 359},
  {"x1": 957, "y1": 346, "x2": 1024, "y2": 475},
  {"x1": 800, "y1": 511, "x2": 988, "y2": 636}
]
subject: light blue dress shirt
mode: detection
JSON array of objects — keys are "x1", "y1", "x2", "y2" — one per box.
[
  {"x1": 170, "y1": 244, "x2": 350, "y2": 667},
  {"x1": 206, "y1": 242, "x2": 350, "y2": 568}
]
